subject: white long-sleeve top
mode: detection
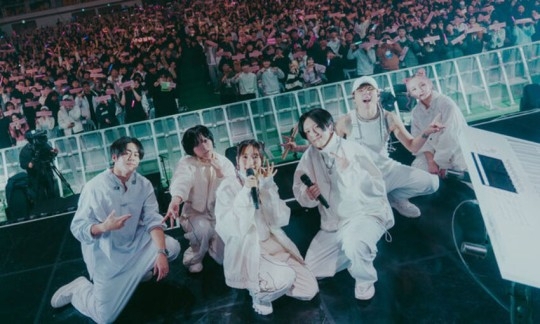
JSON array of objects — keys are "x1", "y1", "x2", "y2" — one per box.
[
  {"x1": 410, "y1": 91, "x2": 467, "y2": 170},
  {"x1": 293, "y1": 134, "x2": 393, "y2": 232},
  {"x1": 70, "y1": 169, "x2": 164, "y2": 278},
  {"x1": 168, "y1": 153, "x2": 235, "y2": 218},
  {"x1": 35, "y1": 116, "x2": 55, "y2": 131},
  {"x1": 57, "y1": 105, "x2": 83, "y2": 135},
  {"x1": 215, "y1": 173, "x2": 304, "y2": 291}
]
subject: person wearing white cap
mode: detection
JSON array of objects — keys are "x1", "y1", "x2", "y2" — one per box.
[
  {"x1": 334, "y1": 76, "x2": 442, "y2": 218},
  {"x1": 35, "y1": 106, "x2": 56, "y2": 139},
  {"x1": 406, "y1": 74, "x2": 468, "y2": 175},
  {"x1": 58, "y1": 94, "x2": 84, "y2": 135}
]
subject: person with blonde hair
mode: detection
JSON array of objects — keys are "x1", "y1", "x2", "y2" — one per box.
[{"x1": 406, "y1": 74, "x2": 467, "y2": 176}]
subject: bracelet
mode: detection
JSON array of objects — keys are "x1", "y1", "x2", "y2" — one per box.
[
  {"x1": 421, "y1": 133, "x2": 430, "y2": 139},
  {"x1": 157, "y1": 248, "x2": 169, "y2": 257}
]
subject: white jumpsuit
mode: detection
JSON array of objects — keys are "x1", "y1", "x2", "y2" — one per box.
[
  {"x1": 70, "y1": 169, "x2": 180, "y2": 324},
  {"x1": 168, "y1": 153, "x2": 236, "y2": 267}
]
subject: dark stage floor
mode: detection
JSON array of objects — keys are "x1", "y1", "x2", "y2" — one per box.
[{"x1": 1, "y1": 110, "x2": 539, "y2": 323}]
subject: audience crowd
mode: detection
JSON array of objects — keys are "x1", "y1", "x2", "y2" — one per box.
[{"x1": 0, "y1": 0, "x2": 539, "y2": 148}]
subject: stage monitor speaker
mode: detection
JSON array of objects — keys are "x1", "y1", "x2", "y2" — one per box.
[
  {"x1": 520, "y1": 83, "x2": 540, "y2": 111},
  {"x1": 29, "y1": 194, "x2": 80, "y2": 219}
]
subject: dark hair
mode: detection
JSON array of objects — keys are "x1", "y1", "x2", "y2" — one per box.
[
  {"x1": 298, "y1": 108, "x2": 334, "y2": 140},
  {"x1": 236, "y1": 139, "x2": 265, "y2": 160},
  {"x1": 181, "y1": 125, "x2": 215, "y2": 156},
  {"x1": 110, "y1": 136, "x2": 144, "y2": 160}
]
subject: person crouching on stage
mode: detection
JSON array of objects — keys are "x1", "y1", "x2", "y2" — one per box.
[
  {"x1": 293, "y1": 108, "x2": 393, "y2": 301},
  {"x1": 163, "y1": 125, "x2": 236, "y2": 273},
  {"x1": 215, "y1": 139, "x2": 318, "y2": 315}
]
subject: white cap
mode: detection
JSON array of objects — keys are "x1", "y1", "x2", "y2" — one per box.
[{"x1": 351, "y1": 76, "x2": 378, "y2": 93}]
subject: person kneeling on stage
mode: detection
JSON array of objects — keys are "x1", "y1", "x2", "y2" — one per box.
[
  {"x1": 215, "y1": 140, "x2": 318, "y2": 315},
  {"x1": 19, "y1": 130, "x2": 58, "y2": 203},
  {"x1": 293, "y1": 108, "x2": 393, "y2": 301},
  {"x1": 50, "y1": 136, "x2": 180, "y2": 324}
]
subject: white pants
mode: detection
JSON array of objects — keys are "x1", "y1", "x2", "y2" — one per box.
[
  {"x1": 180, "y1": 214, "x2": 224, "y2": 266},
  {"x1": 383, "y1": 160, "x2": 439, "y2": 201},
  {"x1": 305, "y1": 217, "x2": 386, "y2": 286},
  {"x1": 71, "y1": 235, "x2": 180, "y2": 324},
  {"x1": 250, "y1": 237, "x2": 318, "y2": 303}
]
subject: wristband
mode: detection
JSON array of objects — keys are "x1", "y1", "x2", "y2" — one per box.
[{"x1": 157, "y1": 248, "x2": 169, "y2": 257}]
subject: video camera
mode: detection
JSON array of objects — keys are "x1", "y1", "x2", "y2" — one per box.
[{"x1": 25, "y1": 130, "x2": 57, "y2": 164}]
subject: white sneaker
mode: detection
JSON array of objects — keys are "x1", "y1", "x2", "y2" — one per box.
[
  {"x1": 355, "y1": 282, "x2": 375, "y2": 300},
  {"x1": 252, "y1": 298, "x2": 273, "y2": 315},
  {"x1": 188, "y1": 262, "x2": 203, "y2": 273},
  {"x1": 389, "y1": 198, "x2": 421, "y2": 218},
  {"x1": 50, "y1": 276, "x2": 87, "y2": 308}
]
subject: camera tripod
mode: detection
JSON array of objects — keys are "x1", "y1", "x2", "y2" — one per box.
[{"x1": 50, "y1": 163, "x2": 75, "y2": 196}]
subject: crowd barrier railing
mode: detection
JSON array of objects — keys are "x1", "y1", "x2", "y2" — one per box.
[{"x1": 0, "y1": 41, "x2": 538, "y2": 206}]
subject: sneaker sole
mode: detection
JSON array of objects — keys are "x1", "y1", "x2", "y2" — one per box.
[{"x1": 50, "y1": 276, "x2": 87, "y2": 308}]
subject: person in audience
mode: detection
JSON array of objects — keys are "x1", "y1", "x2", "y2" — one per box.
[
  {"x1": 347, "y1": 40, "x2": 377, "y2": 77},
  {"x1": 257, "y1": 57, "x2": 284, "y2": 96},
  {"x1": 406, "y1": 73, "x2": 468, "y2": 176},
  {"x1": 50, "y1": 136, "x2": 180, "y2": 324},
  {"x1": 376, "y1": 33, "x2": 403, "y2": 72},
  {"x1": 152, "y1": 70, "x2": 178, "y2": 118},
  {"x1": 35, "y1": 106, "x2": 56, "y2": 139},
  {"x1": 8, "y1": 113, "x2": 29, "y2": 146},
  {"x1": 335, "y1": 76, "x2": 441, "y2": 218},
  {"x1": 219, "y1": 63, "x2": 238, "y2": 104},
  {"x1": 284, "y1": 60, "x2": 304, "y2": 92},
  {"x1": 119, "y1": 79, "x2": 147, "y2": 124},
  {"x1": 95, "y1": 96, "x2": 119, "y2": 129},
  {"x1": 233, "y1": 61, "x2": 258, "y2": 101},
  {"x1": 0, "y1": 110, "x2": 12, "y2": 148},
  {"x1": 163, "y1": 125, "x2": 235, "y2": 273},
  {"x1": 58, "y1": 94, "x2": 84, "y2": 136},
  {"x1": 215, "y1": 139, "x2": 318, "y2": 316},
  {"x1": 292, "y1": 108, "x2": 393, "y2": 301},
  {"x1": 77, "y1": 81, "x2": 99, "y2": 130},
  {"x1": 302, "y1": 56, "x2": 326, "y2": 87}
]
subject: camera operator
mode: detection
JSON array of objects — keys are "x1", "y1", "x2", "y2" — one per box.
[{"x1": 19, "y1": 130, "x2": 59, "y2": 203}]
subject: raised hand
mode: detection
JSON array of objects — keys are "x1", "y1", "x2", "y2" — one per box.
[
  {"x1": 162, "y1": 196, "x2": 182, "y2": 228},
  {"x1": 258, "y1": 159, "x2": 277, "y2": 178},
  {"x1": 101, "y1": 210, "x2": 131, "y2": 232}
]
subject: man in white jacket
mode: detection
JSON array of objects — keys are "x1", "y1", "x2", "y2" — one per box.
[{"x1": 293, "y1": 108, "x2": 393, "y2": 301}]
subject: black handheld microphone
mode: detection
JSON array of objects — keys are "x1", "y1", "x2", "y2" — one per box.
[
  {"x1": 246, "y1": 168, "x2": 259, "y2": 209},
  {"x1": 300, "y1": 174, "x2": 330, "y2": 209}
]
